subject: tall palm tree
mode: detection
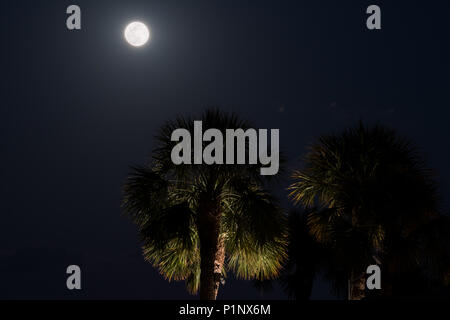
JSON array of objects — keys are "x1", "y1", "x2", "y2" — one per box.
[
  {"x1": 289, "y1": 122, "x2": 449, "y2": 299},
  {"x1": 123, "y1": 109, "x2": 287, "y2": 300}
]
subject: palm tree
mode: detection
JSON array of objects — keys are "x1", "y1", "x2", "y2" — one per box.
[
  {"x1": 123, "y1": 109, "x2": 287, "y2": 300},
  {"x1": 288, "y1": 122, "x2": 449, "y2": 299},
  {"x1": 278, "y1": 210, "x2": 326, "y2": 299},
  {"x1": 277, "y1": 209, "x2": 352, "y2": 299}
]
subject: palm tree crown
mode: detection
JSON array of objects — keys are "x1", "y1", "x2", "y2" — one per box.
[{"x1": 123, "y1": 109, "x2": 287, "y2": 299}]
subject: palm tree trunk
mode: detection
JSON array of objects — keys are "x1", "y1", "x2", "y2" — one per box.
[
  {"x1": 198, "y1": 201, "x2": 223, "y2": 300},
  {"x1": 348, "y1": 269, "x2": 366, "y2": 300},
  {"x1": 213, "y1": 235, "x2": 226, "y2": 299},
  {"x1": 348, "y1": 210, "x2": 366, "y2": 300}
]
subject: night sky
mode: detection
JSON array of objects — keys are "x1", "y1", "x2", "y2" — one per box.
[{"x1": 0, "y1": 0, "x2": 449, "y2": 299}]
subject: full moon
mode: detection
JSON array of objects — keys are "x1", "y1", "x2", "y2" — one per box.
[{"x1": 124, "y1": 21, "x2": 150, "y2": 47}]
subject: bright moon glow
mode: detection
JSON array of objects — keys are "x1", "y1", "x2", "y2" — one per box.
[{"x1": 124, "y1": 21, "x2": 150, "y2": 47}]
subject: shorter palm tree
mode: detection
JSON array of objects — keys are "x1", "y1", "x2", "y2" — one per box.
[
  {"x1": 279, "y1": 210, "x2": 326, "y2": 299},
  {"x1": 123, "y1": 109, "x2": 287, "y2": 299},
  {"x1": 289, "y1": 122, "x2": 450, "y2": 299}
]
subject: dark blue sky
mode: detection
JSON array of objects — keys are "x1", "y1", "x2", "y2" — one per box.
[{"x1": 0, "y1": 0, "x2": 449, "y2": 299}]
